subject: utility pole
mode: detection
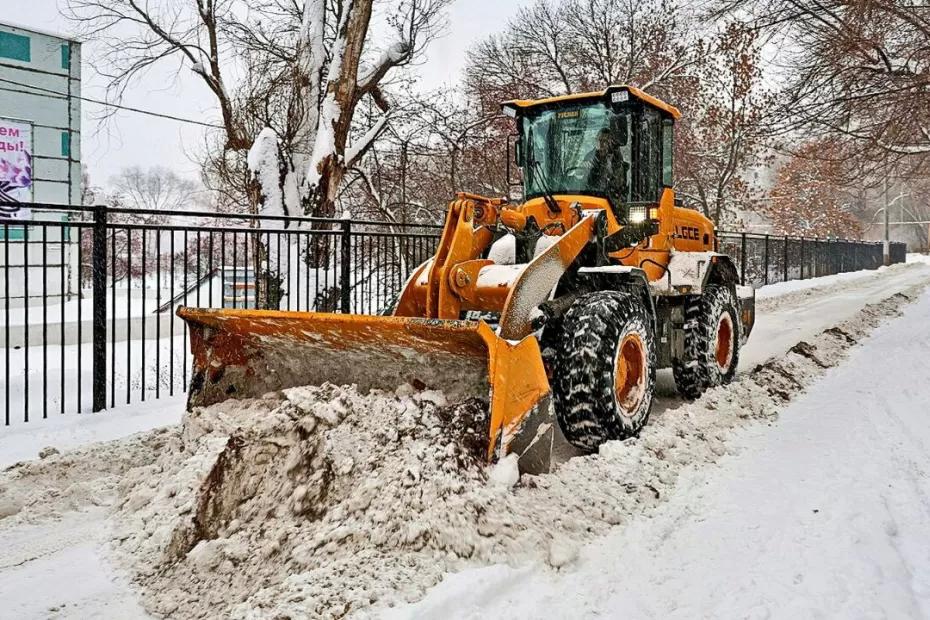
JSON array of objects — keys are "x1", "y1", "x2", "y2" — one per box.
[{"x1": 883, "y1": 175, "x2": 890, "y2": 265}]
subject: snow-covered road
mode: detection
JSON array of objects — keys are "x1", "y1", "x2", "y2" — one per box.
[{"x1": 387, "y1": 282, "x2": 930, "y2": 619}]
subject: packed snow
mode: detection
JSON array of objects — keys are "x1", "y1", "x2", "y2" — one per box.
[{"x1": 1, "y1": 262, "x2": 929, "y2": 619}]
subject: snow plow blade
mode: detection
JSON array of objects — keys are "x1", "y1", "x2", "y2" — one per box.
[{"x1": 177, "y1": 307, "x2": 556, "y2": 473}]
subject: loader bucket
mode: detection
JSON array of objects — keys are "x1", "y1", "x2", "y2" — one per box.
[{"x1": 177, "y1": 308, "x2": 556, "y2": 473}]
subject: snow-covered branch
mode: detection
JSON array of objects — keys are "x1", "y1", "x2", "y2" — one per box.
[{"x1": 345, "y1": 115, "x2": 390, "y2": 168}]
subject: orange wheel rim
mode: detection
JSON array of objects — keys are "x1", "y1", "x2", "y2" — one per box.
[
  {"x1": 715, "y1": 314, "x2": 734, "y2": 372},
  {"x1": 614, "y1": 332, "x2": 647, "y2": 416}
]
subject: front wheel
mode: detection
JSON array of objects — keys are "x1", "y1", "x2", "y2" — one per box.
[{"x1": 552, "y1": 290, "x2": 657, "y2": 451}]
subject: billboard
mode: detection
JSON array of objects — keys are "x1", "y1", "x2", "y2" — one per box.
[{"x1": 0, "y1": 117, "x2": 32, "y2": 220}]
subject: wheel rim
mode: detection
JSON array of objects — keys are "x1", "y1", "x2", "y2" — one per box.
[
  {"x1": 715, "y1": 313, "x2": 734, "y2": 372},
  {"x1": 614, "y1": 332, "x2": 647, "y2": 416}
]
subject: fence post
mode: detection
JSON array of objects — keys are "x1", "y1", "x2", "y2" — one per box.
[
  {"x1": 740, "y1": 232, "x2": 747, "y2": 285},
  {"x1": 800, "y1": 237, "x2": 805, "y2": 279},
  {"x1": 801, "y1": 237, "x2": 804, "y2": 280},
  {"x1": 763, "y1": 234, "x2": 769, "y2": 285},
  {"x1": 783, "y1": 236, "x2": 788, "y2": 282},
  {"x1": 339, "y1": 219, "x2": 352, "y2": 313},
  {"x1": 92, "y1": 203, "x2": 107, "y2": 412}
]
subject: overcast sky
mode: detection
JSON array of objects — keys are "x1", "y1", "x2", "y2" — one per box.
[{"x1": 9, "y1": 0, "x2": 529, "y2": 191}]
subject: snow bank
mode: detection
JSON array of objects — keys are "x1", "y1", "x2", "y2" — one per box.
[
  {"x1": 383, "y1": 285, "x2": 929, "y2": 619},
  {"x1": 0, "y1": 428, "x2": 175, "y2": 527},
  {"x1": 2, "y1": 269, "x2": 927, "y2": 619},
  {"x1": 754, "y1": 260, "x2": 919, "y2": 301},
  {"x1": 0, "y1": 396, "x2": 184, "y2": 469}
]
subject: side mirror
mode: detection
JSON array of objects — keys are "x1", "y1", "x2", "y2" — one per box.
[{"x1": 514, "y1": 136, "x2": 524, "y2": 167}]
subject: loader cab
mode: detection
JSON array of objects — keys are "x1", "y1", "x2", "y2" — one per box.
[{"x1": 503, "y1": 85, "x2": 679, "y2": 224}]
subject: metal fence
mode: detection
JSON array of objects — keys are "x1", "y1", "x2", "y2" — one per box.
[
  {"x1": 0, "y1": 203, "x2": 908, "y2": 427},
  {"x1": 716, "y1": 231, "x2": 907, "y2": 287},
  {"x1": 0, "y1": 204, "x2": 440, "y2": 426}
]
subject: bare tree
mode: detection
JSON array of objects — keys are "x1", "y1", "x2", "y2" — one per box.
[
  {"x1": 467, "y1": 0, "x2": 696, "y2": 102},
  {"x1": 65, "y1": 0, "x2": 248, "y2": 148},
  {"x1": 675, "y1": 23, "x2": 774, "y2": 226},
  {"x1": 463, "y1": 0, "x2": 774, "y2": 227},
  {"x1": 766, "y1": 139, "x2": 865, "y2": 238},
  {"x1": 65, "y1": 0, "x2": 451, "y2": 221},
  {"x1": 110, "y1": 166, "x2": 200, "y2": 218},
  {"x1": 713, "y1": 0, "x2": 930, "y2": 163}
]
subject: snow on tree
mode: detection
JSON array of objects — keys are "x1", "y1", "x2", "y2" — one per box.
[
  {"x1": 67, "y1": 0, "x2": 451, "y2": 306},
  {"x1": 243, "y1": 0, "x2": 451, "y2": 225},
  {"x1": 65, "y1": 0, "x2": 451, "y2": 222}
]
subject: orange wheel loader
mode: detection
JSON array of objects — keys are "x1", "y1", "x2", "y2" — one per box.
[{"x1": 178, "y1": 86, "x2": 755, "y2": 474}]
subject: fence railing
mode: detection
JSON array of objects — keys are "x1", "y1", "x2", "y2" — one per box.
[
  {"x1": 0, "y1": 203, "x2": 907, "y2": 427},
  {"x1": 716, "y1": 231, "x2": 906, "y2": 287}
]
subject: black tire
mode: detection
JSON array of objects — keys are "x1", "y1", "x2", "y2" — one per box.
[
  {"x1": 672, "y1": 285, "x2": 740, "y2": 399},
  {"x1": 552, "y1": 290, "x2": 656, "y2": 451}
]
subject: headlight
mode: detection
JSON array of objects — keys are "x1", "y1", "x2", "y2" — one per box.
[{"x1": 628, "y1": 205, "x2": 647, "y2": 224}]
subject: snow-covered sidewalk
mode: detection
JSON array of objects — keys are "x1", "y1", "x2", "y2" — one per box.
[{"x1": 390, "y1": 287, "x2": 930, "y2": 619}]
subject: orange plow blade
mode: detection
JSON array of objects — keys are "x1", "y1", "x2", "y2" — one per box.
[{"x1": 177, "y1": 308, "x2": 556, "y2": 473}]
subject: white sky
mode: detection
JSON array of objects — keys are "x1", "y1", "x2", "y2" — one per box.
[{"x1": 9, "y1": 0, "x2": 529, "y2": 191}]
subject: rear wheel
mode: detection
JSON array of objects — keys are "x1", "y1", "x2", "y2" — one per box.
[
  {"x1": 553, "y1": 291, "x2": 656, "y2": 451},
  {"x1": 672, "y1": 285, "x2": 740, "y2": 399}
]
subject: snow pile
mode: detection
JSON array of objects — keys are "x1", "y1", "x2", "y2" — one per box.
[
  {"x1": 110, "y1": 385, "x2": 496, "y2": 619},
  {"x1": 755, "y1": 260, "x2": 922, "y2": 305},
  {"x1": 103, "y1": 286, "x2": 925, "y2": 619},
  {"x1": 392, "y1": 287, "x2": 930, "y2": 619}
]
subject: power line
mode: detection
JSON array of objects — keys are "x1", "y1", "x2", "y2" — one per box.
[{"x1": 0, "y1": 76, "x2": 224, "y2": 129}]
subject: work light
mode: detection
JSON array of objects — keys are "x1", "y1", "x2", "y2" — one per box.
[
  {"x1": 611, "y1": 90, "x2": 629, "y2": 104},
  {"x1": 628, "y1": 205, "x2": 647, "y2": 224}
]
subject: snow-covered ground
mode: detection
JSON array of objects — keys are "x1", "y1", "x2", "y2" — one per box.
[
  {"x1": 0, "y1": 260, "x2": 928, "y2": 619},
  {"x1": 391, "y1": 281, "x2": 930, "y2": 619},
  {"x1": 740, "y1": 259, "x2": 930, "y2": 369},
  {"x1": 0, "y1": 395, "x2": 184, "y2": 469}
]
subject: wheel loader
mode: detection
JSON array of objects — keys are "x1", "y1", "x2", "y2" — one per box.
[{"x1": 178, "y1": 85, "x2": 755, "y2": 474}]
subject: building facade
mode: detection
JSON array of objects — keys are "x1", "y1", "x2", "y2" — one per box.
[
  {"x1": 0, "y1": 22, "x2": 81, "y2": 206},
  {"x1": 0, "y1": 22, "x2": 81, "y2": 303}
]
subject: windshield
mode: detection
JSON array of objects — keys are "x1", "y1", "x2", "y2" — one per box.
[{"x1": 522, "y1": 102, "x2": 632, "y2": 205}]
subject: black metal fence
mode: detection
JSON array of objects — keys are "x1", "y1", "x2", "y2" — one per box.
[
  {"x1": 0, "y1": 203, "x2": 908, "y2": 427},
  {"x1": 716, "y1": 231, "x2": 907, "y2": 287},
  {"x1": 0, "y1": 204, "x2": 440, "y2": 426}
]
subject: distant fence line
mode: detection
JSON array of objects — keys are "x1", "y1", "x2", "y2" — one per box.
[
  {"x1": 716, "y1": 231, "x2": 906, "y2": 287},
  {"x1": 0, "y1": 202, "x2": 907, "y2": 427}
]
